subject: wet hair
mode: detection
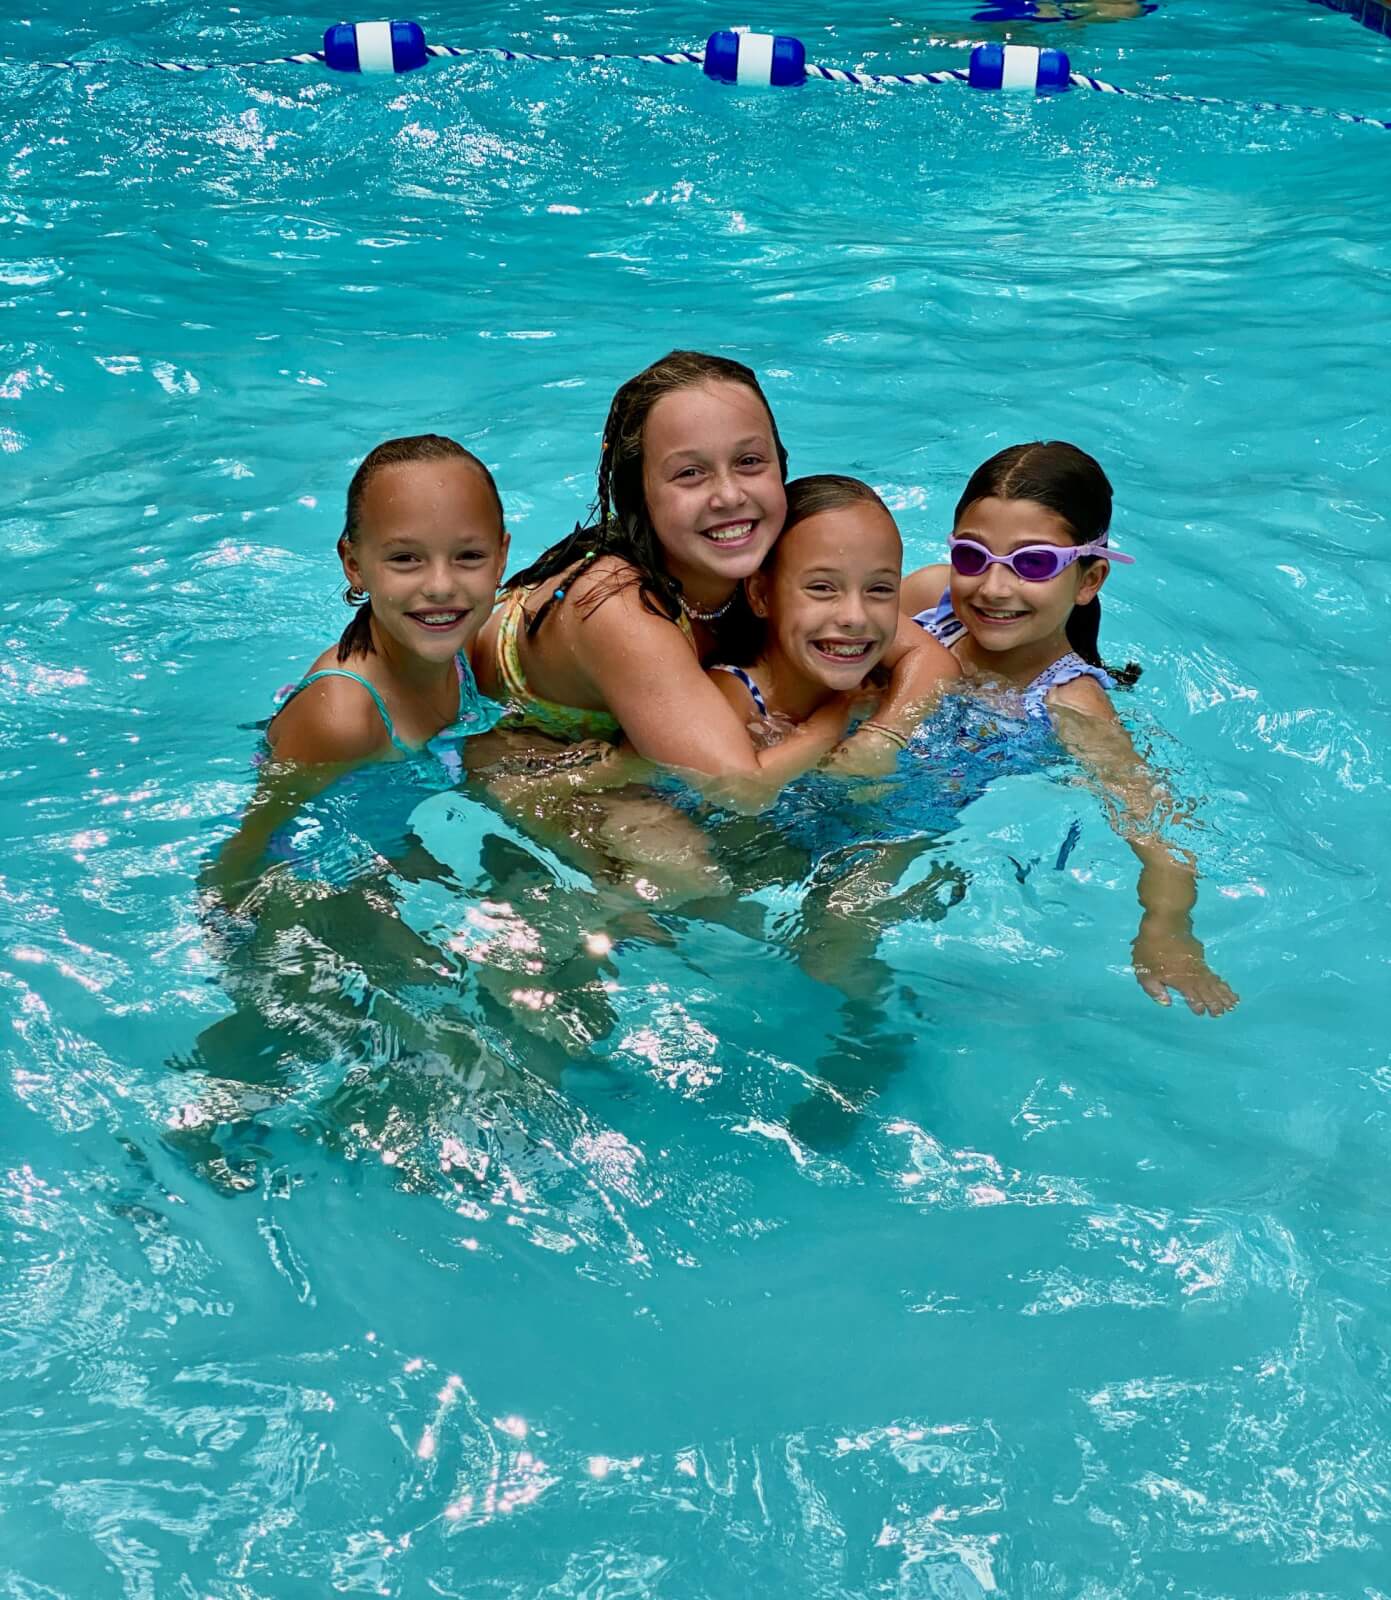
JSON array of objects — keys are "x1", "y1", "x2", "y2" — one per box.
[
  {"x1": 503, "y1": 350, "x2": 789, "y2": 641},
  {"x1": 955, "y1": 441, "x2": 1141, "y2": 686},
  {"x1": 336, "y1": 433, "x2": 504, "y2": 661},
  {"x1": 724, "y1": 474, "x2": 896, "y2": 664},
  {"x1": 780, "y1": 474, "x2": 890, "y2": 545}
]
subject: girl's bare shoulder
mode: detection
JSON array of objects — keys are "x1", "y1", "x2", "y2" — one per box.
[
  {"x1": 900, "y1": 562, "x2": 951, "y2": 615},
  {"x1": 267, "y1": 651, "x2": 391, "y2": 764},
  {"x1": 1048, "y1": 672, "x2": 1118, "y2": 720}
]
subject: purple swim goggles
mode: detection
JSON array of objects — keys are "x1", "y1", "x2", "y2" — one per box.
[{"x1": 948, "y1": 535, "x2": 1135, "y2": 584}]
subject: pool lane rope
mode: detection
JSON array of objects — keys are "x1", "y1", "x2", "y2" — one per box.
[{"x1": 26, "y1": 21, "x2": 1391, "y2": 135}]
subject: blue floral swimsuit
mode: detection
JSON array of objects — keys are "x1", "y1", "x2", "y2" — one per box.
[{"x1": 912, "y1": 588, "x2": 1115, "y2": 711}]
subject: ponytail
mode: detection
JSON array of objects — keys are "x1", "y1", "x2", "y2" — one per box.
[
  {"x1": 1066, "y1": 593, "x2": 1141, "y2": 687},
  {"x1": 337, "y1": 573, "x2": 375, "y2": 662}
]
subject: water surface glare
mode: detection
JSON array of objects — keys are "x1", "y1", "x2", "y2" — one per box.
[{"x1": 3, "y1": 1, "x2": 1391, "y2": 1594}]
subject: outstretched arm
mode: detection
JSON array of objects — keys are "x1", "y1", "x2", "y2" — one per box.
[{"x1": 1048, "y1": 676, "x2": 1238, "y2": 1017}]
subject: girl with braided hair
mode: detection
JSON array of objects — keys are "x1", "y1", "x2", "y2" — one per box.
[{"x1": 474, "y1": 350, "x2": 956, "y2": 784}]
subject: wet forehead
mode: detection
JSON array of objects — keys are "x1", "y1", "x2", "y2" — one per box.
[
  {"x1": 955, "y1": 495, "x2": 1074, "y2": 551},
  {"x1": 645, "y1": 381, "x2": 774, "y2": 466},
  {"x1": 359, "y1": 459, "x2": 501, "y2": 543},
  {"x1": 779, "y1": 504, "x2": 902, "y2": 575}
]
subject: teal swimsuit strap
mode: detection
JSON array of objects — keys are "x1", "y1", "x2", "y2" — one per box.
[{"x1": 277, "y1": 668, "x2": 411, "y2": 755}]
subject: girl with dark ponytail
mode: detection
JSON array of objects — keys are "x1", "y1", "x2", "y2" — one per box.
[
  {"x1": 266, "y1": 433, "x2": 508, "y2": 769},
  {"x1": 207, "y1": 434, "x2": 510, "y2": 913},
  {"x1": 899, "y1": 442, "x2": 1238, "y2": 1017}
]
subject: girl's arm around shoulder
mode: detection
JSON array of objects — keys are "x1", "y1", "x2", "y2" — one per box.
[
  {"x1": 824, "y1": 614, "x2": 960, "y2": 775},
  {"x1": 880, "y1": 612, "x2": 960, "y2": 685},
  {"x1": 574, "y1": 577, "x2": 850, "y2": 788},
  {"x1": 873, "y1": 613, "x2": 961, "y2": 729},
  {"x1": 570, "y1": 575, "x2": 755, "y2": 773}
]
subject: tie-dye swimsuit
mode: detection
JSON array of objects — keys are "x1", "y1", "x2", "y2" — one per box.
[{"x1": 269, "y1": 651, "x2": 504, "y2": 780}]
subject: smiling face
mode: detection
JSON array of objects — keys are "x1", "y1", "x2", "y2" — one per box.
[
  {"x1": 748, "y1": 501, "x2": 902, "y2": 693},
  {"x1": 640, "y1": 380, "x2": 787, "y2": 600},
  {"x1": 949, "y1": 495, "x2": 1106, "y2": 660},
  {"x1": 340, "y1": 457, "x2": 509, "y2": 666}
]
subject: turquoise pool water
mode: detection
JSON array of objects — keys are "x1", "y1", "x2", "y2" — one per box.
[{"x1": 4, "y1": 2, "x2": 1391, "y2": 1593}]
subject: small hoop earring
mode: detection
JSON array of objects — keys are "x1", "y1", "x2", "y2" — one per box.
[{"x1": 344, "y1": 584, "x2": 367, "y2": 607}]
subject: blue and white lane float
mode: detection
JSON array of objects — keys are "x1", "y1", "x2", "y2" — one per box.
[
  {"x1": 966, "y1": 42, "x2": 1070, "y2": 93},
  {"x1": 702, "y1": 30, "x2": 807, "y2": 87},
  {"x1": 28, "y1": 18, "x2": 1391, "y2": 134},
  {"x1": 323, "y1": 18, "x2": 428, "y2": 73}
]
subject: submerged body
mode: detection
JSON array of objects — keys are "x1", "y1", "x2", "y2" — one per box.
[{"x1": 900, "y1": 444, "x2": 1237, "y2": 1015}]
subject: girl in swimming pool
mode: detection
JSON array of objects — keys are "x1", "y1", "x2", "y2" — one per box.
[
  {"x1": 266, "y1": 432, "x2": 507, "y2": 770},
  {"x1": 202, "y1": 436, "x2": 623, "y2": 1099},
  {"x1": 187, "y1": 437, "x2": 588, "y2": 1186},
  {"x1": 208, "y1": 434, "x2": 509, "y2": 911},
  {"x1": 707, "y1": 475, "x2": 912, "y2": 743},
  {"x1": 474, "y1": 350, "x2": 955, "y2": 785},
  {"x1": 900, "y1": 440, "x2": 1238, "y2": 1016}
]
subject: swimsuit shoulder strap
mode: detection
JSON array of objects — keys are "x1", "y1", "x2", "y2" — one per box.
[
  {"x1": 486, "y1": 590, "x2": 622, "y2": 744},
  {"x1": 1027, "y1": 652, "x2": 1115, "y2": 713},
  {"x1": 709, "y1": 663, "x2": 768, "y2": 718},
  {"x1": 273, "y1": 668, "x2": 409, "y2": 753},
  {"x1": 911, "y1": 587, "x2": 967, "y2": 650},
  {"x1": 492, "y1": 586, "x2": 531, "y2": 700},
  {"x1": 449, "y1": 650, "x2": 504, "y2": 730}
]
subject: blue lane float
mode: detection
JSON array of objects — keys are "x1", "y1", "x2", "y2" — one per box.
[
  {"x1": 22, "y1": 18, "x2": 1391, "y2": 134},
  {"x1": 702, "y1": 30, "x2": 807, "y2": 87},
  {"x1": 968, "y1": 43, "x2": 1070, "y2": 94},
  {"x1": 323, "y1": 18, "x2": 428, "y2": 73}
]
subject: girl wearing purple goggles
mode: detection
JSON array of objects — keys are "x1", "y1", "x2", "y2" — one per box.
[{"x1": 895, "y1": 441, "x2": 1237, "y2": 1018}]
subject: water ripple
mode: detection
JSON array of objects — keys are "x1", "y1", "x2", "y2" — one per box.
[{"x1": 2, "y1": 0, "x2": 1390, "y2": 1592}]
